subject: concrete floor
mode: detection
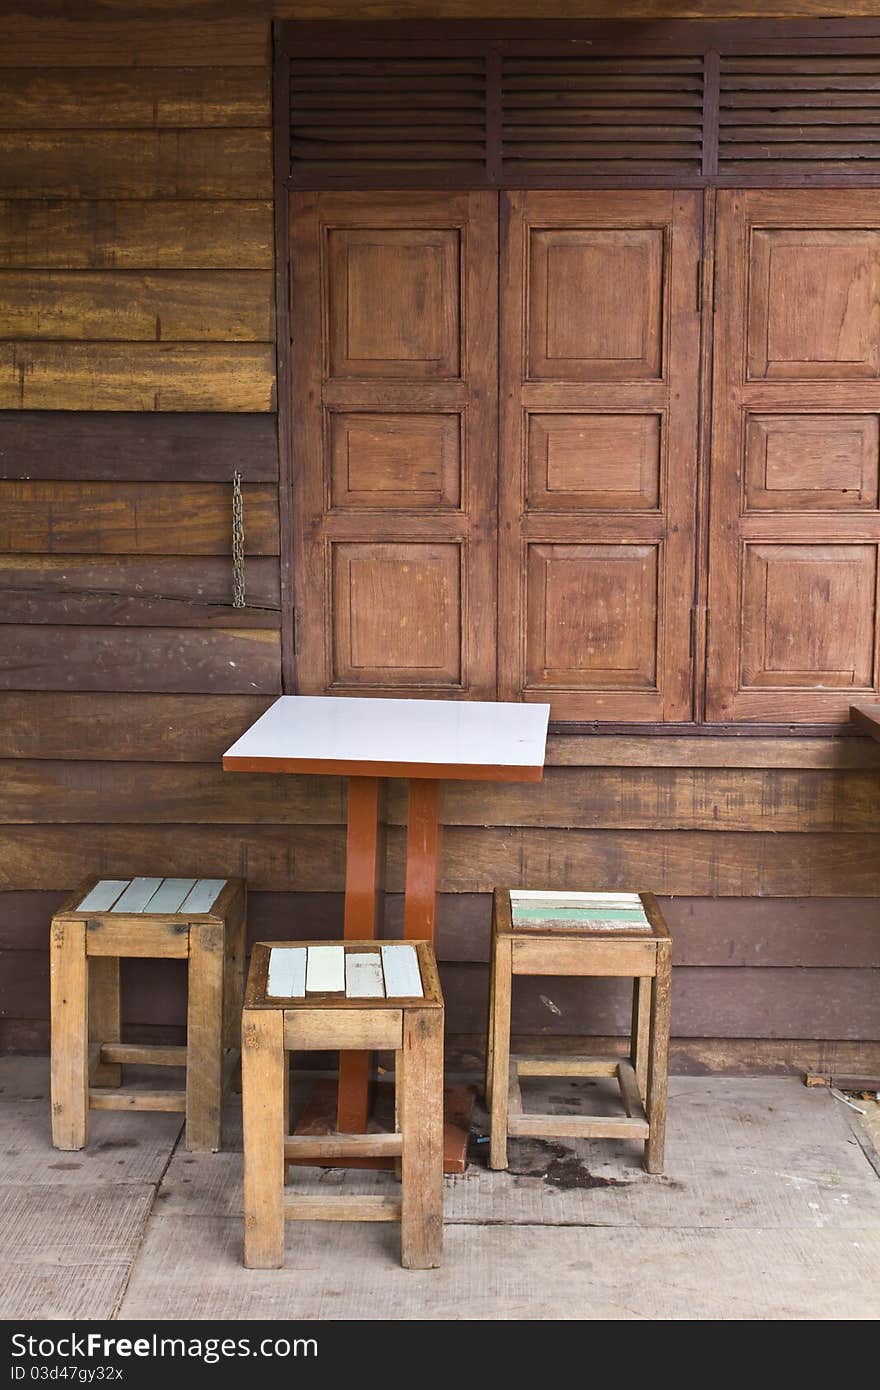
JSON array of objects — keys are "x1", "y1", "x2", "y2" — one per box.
[{"x1": 2, "y1": 1057, "x2": 879, "y2": 1320}]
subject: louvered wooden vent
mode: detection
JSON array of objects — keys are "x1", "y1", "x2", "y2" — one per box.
[
  {"x1": 282, "y1": 25, "x2": 880, "y2": 187},
  {"x1": 719, "y1": 57, "x2": 880, "y2": 176},
  {"x1": 500, "y1": 57, "x2": 704, "y2": 180},
  {"x1": 289, "y1": 56, "x2": 488, "y2": 185}
]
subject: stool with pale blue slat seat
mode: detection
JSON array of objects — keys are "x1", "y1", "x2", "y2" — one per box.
[
  {"x1": 486, "y1": 889, "x2": 672, "y2": 1174},
  {"x1": 241, "y1": 939, "x2": 444, "y2": 1271},
  {"x1": 50, "y1": 875, "x2": 246, "y2": 1153}
]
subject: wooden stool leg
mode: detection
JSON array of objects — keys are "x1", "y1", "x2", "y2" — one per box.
[
  {"x1": 630, "y1": 975, "x2": 651, "y2": 1101},
  {"x1": 50, "y1": 918, "x2": 89, "y2": 1150},
  {"x1": 242, "y1": 1008, "x2": 286, "y2": 1269},
  {"x1": 186, "y1": 921, "x2": 224, "y2": 1152},
  {"x1": 223, "y1": 890, "x2": 247, "y2": 1094},
  {"x1": 399, "y1": 1006, "x2": 444, "y2": 1270},
  {"x1": 339, "y1": 777, "x2": 385, "y2": 1134},
  {"x1": 484, "y1": 928, "x2": 497, "y2": 1110},
  {"x1": 488, "y1": 934, "x2": 512, "y2": 1171},
  {"x1": 89, "y1": 957, "x2": 122, "y2": 1088},
  {"x1": 645, "y1": 940, "x2": 672, "y2": 1175}
]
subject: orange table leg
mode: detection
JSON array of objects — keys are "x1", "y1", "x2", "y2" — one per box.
[
  {"x1": 338, "y1": 776, "x2": 384, "y2": 1133},
  {"x1": 403, "y1": 779, "x2": 441, "y2": 941},
  {"x1": 402, "y1": 778, "x2": 472, "y2": 1171}
]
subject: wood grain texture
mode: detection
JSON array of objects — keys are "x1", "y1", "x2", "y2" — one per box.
[
  {"x1": 0, "y1": 131, "x2": 272, "y2": 200},
  {"x1": 546, "y1": 734, "x2": 880, "y2": 769},
  {"x1": 0, "y1": 556, "x2": 280, "y2": 606},
  {"x1": 0, "y1": 201, "x2": 274, "y2": 271},
  {"x1": 499, "y1": 189, "x2": 701, "y2": 722},
  {"x1": 3, "y1": 824, "x2": 880, "y2": 895},
  {"x1": 0, "y1": 481, "x2": 278, "y2": 555},
  {"x1": 0, "y1": 18, "x2": 270, "y2": 67},
  {"x1": 0, "y1": 627, "x2": 281, "y2": 693},
  {"x1": 241, "y1": 1006, "x2": 285, "y2": 1268},
  {"x1": 436, "y1": 766, "x2": 880, "y2": 832},
  {"x1": 49, "y1": 916, "x2": 88, "y2": 1150},
  {"x1": 185, "y1": 922, "x2": 224, "y2": 1151},
  {"x1": 0, "y1": 67, "x2": 269, "y2": 128},
  {"x1": 276, "y1": 2, "x2": 880, "y2": 16},
  {"x1": 291, "y1": 190, "x2": 498, "y2": 699},
  {"x1": 0, "y1": 412, "x2": 278, "y2": 481},
  {"x1": 88, "y1": 955, "x2": 122, "y2": 1088},
  {"x1": 7, "y1": 889, "x2": 880, "y2": 967},
  {"x1": 399, "y1": 1005, "x2": 444, "y2": 1268},
  {"x1": 438, "y1": 962, "x2": 880, "y2": 1040},
  {"x1": 0, "y1": 696, "x2": 871, "y2": 767},
  {"x1": 707, "y1": 190, "x2": 880, "y2": 723},
  {"x1": 0, "y1": 272, "x2": 273, "y2": 342},
  {"x1": 0, "y1": 693, "x2": 273, "y2": 762},
  {"x1": 0, "y1": 343, "x2": 276, "y2": 411},
  {"x1": 8, "y1": 761, "x2": 880, "y2": 832},
  {"x1": 0, "y1": 590, "x2": 280, "y2": 630}
]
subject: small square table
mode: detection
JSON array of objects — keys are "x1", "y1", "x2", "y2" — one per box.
[{"x1": 223, "y1": 695, "x2": 550, "y2": 1168}]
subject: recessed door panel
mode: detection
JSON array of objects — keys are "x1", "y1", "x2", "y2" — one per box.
[
  {"x1": 707, "y1": 191, "x2": 880, "y2": 721},
  {"x1": 500, "y1": 190, "x2": 700, "y2": 721},
  {"x1": 291, "y1": 191, "x2": 497, "y2": 698}
]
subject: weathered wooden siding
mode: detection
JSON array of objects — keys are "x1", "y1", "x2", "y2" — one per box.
[{"x1": 0, "y1": 4, "x2": 878, "y2": 1070}]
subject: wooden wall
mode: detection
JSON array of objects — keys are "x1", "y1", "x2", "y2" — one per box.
[{"x1": 1, "y1": 5, "x2": 879, "y2": 1073}]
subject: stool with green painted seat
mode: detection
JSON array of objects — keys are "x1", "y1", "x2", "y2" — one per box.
[
  {"x1": 485, "y1": 889, "x2": 672, "y2": 1174},
  {"x1": 50, "y1": 875, "x2": 246, "y2": 1153}
]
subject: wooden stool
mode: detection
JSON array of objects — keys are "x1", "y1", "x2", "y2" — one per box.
[
  {"x1": 242, "y1": 940, "x2": 444, "y2": 1271},
  {"x1": 486, "y1": 889, "x2": 672, "y2": 1174},
  {"x1": 50, "y1": 876, "x2": 246, "y2": 1153}
]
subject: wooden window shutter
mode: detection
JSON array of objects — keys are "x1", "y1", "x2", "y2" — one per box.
[
  {"x1": 500, "y1": 56, "x2": 704, "y2": 182},
  {"x1": 288, "y1": 53, "x2": 489, "y2": 187},
  {"x1": 719, "y1": 55, "x2": 880, "y2": 179}
]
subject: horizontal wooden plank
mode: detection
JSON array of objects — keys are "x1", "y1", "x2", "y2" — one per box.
[
  {"x1": 461, "y1": 1035, "x2": 880, "y2": 1079},
  {"x1": 0, "y1": 343, "x2": 276, "y2": 411},
  {"x1": 0, "y1": 692, "x2": 273, "y2": 761},
  {"x1": 88, "y1": 1088, "x2": 186, "y2": 1112},
  {"x1": 0, "y1": 481, "x2": 279, "y2": 554},
  {"x1": 0, "y1": 412, "x2": 278, "y2": 481},
  {"x1": 0, "y1": 627, "x2": 281, "y2": 693},
  {"x1": 284, "y1": 1133, "x2": 402, "y2": 1159},
  {"x1": 4, "y1": 948, "x2": 878, "y2": 1041},
  {"x1": 507, "y1": 1113, "x2": 649, "y2": 1141},
  {"x1": 7, "y1": 890, "x2": 880, "y2": 969},
  {"x1": 0, "y1": 67, "x2": 269, "y2": 128},
  {"x1": 7, "y1": 1012, "x2": 879, "y2": 1074},
  {"x1": 0, "y1": 691, "x2": 871, "y2": 769},
  {"x1": 8, "y1": 762, "x2": 880, "y2": 832},
  {"x1": 282, "y1": 1195, "x2": 401, "y2": 1223},
  {"x1": 0, "y1": 590, "x2": 280, "y2": 629},
  {"x1": 0, "y1": 200, "x2": 274, "y2": 271},
  {"x1": 101, "y1": 1043, "x2": 187, "y2": 1067},
  {"x1": 11, "y1": 2, "x2": 880, "y2": 28},
  {"x1": 0, "y1": 131, "x2": 272, "y2": 199},
  {"x1": 427, "y1": 827, "x2": 880, "y2": 898},
  {"x1": 547, "y1": 734, "x2": 880, "y2": 769},
  {"x1": 0, "y1": 19, "x2": 270, "y2": 67},
  {"x1": 1, "y1": 824, "x2": 880, "y2": 895},
  {"x1": 437, "y1": 963, "x2": 880, "y2": 1041},
  {"x1": 0, "y1": 556, "x2": 280, "y2": 606},
  {"x1": 439, "y1": 766, "x2": 880, "y2": 832},
  {"x1": 0, "y1": 271, "x2": 273, "y2": 342}
]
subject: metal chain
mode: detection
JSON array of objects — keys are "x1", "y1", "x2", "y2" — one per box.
[{"x1": 232, "y1": 469, "x2": 246, "y2": 609}]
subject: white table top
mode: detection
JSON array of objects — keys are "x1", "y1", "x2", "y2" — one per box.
[{"x1": 222, "y1": 695, "x2": 550, "y2": 782}]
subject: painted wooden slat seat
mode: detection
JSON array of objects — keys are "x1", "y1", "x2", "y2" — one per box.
[
  {"x1": 242, "y1": 939, "x2": 443, "y2": 1272},
  {"x1": 50, "y1": 875, "x2": 246, "y2": 1154},
  {"x1": 486, "y1": 889, "x2": 672, "y2": 1175}
]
